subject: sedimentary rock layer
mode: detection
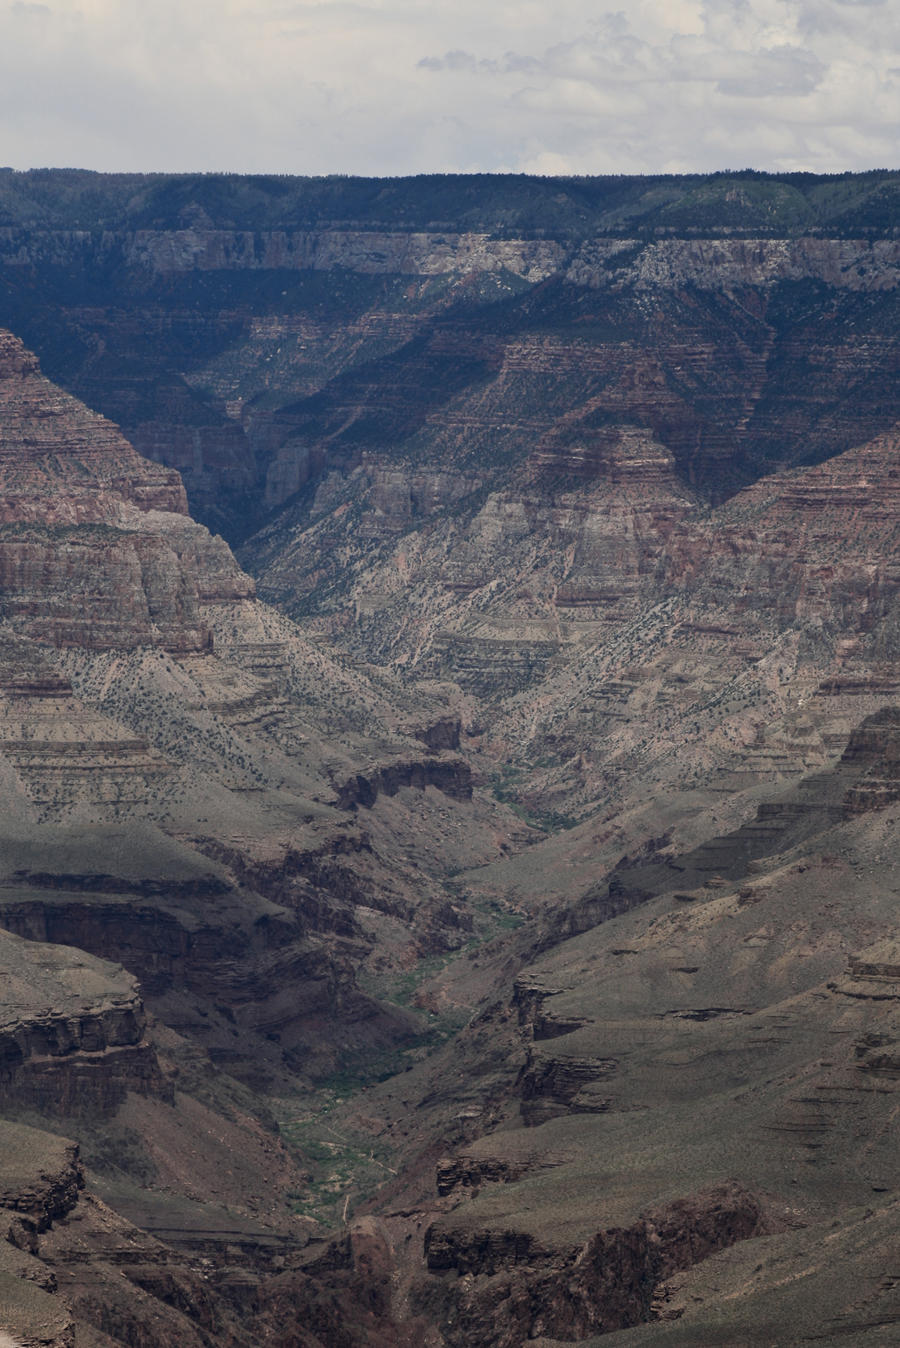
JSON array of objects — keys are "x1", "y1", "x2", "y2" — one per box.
[{"x1": 0, "y1": 929, "x2": 164, "y2": 1115}]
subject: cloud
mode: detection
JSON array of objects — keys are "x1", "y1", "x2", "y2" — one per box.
[
  {"x1": 715, "y1": 45, "x2": 826, "y2": 97},
  {"x1": 418, "y1": 50, "x2": 479, "y2": 73},
  {"x1": 0, "y1": 0, "x2": 896, "y2": 175}
]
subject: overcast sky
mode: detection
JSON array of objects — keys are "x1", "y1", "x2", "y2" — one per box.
[{"x1": 1, "y1": 0, "x2": 897, "y2": 177}]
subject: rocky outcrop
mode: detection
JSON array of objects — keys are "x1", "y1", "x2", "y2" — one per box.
[
  {"x1": 662, "y1": 427, "x2": 900, "y2": 627},
  {"x1": 0, "y1": 1119, "x2": 83, "y2": 1230},
  {"x1": 0, "y1": 331, "x2": 253, "y2": 653},
  {"x1": 518, "y1": 1048, "x2": 617, "y2": 1125},
  {"x1": 412, "y1": 716, "x2": 461, "y2": 752},
  {"x1": 568, "y1": 236, "x2": 900, "y2": 291},
  {"x1": 0, "y1": 930, "x2": 166, "y2": 1115},
  {"x1": 435, "y1": 1156, "x2": 534, "y2": 1199},
  {"x1": 122, "y1": 228, "x2": 564, "y2": 281},
  {"x1": 0, "y1": 640, "x2": 173, "y2": 814},
  {"x1": 423, "y1": 1182, "x2": 768, "y2": 1346},
  {"x1": 425, "y1": 635, "x2": 563, "y2": 700},
  {"x1": 336, "y1": 756, "x2": 472, "y2": 809},
  {"x1": 0, "y1": 1123, "x2": 80, "y2": 1344},
  {"x1": 841, "y1": 707, "x2": 900, "y2": 814},
  {"x1": 843, "y1": 939, "x2": 900, "y2": 992},
  {"x1": 0, "y1": 860, "x2": 407, "y2": 1089},
  {"x1": 0, "y1": 330, "x2": 187, "y2": 520}
]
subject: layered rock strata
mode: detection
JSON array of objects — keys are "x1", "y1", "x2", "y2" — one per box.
[
  {"x1": 3, "y1": 171, "x2": 900, "y2": 546},
  {"x1": 319, "y1": 714, "x2": 900, "y2": 1345},
  {"x1": 0, "y1": 929, "x2": 165, "y2": 1116},
  {"x1": 0, "y1": 331, "x2": 252, "y2": 653},
  {"x1": 0, "y1": 331, "x2": 518, "y2": 1104}
]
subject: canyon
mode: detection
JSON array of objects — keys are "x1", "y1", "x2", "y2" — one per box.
[{"x1": 0, "y1": 169, "x2": 897, "y2": 1345}]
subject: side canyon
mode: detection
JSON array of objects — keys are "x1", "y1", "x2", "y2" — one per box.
[{"x1": 0, "y1": 169, "x2": 897, "y2": 1346}]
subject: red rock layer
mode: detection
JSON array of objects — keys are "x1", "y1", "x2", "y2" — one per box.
[
  {"x1": 0, "y1": 330, "x2": 187, "y2": 521},
  {"x1": 664, "y1": 426, "x2": 900, "y2": 628},
  {"x1": 0, "y1": 331, "x2": 254, "y2": 651}
]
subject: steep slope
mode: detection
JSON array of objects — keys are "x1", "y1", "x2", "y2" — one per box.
[
  {"x1": 483, "y1": 422, "x2": 900, "y2": 828},
  {"x1": 2, "y1": 171, "x2": 900, "y2": 548},
  {"x1": 309, "y1": 710, "x2": 900, "y2": 1345},
  {"x1": 0, "y1": 331, "x2": 519, "y2": 1085},
  {"x1": 0, "y1": 170, "x2": 898, "y2": 1345},
  {"x1": 247, "y1": 413, "x2": 900, "y2": 882},
  {"x1": 0, "y1": 330, "x2": 534, "y2": 1344}
]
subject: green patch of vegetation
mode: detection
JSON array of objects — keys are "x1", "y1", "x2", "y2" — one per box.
[
  {"x1": 275, "y1": 887, "x2": 527, "y2": 1226},
  {"x1": 383, "y1": 951, "x2": 460, "y2": 1010},
  {"x1": 4, "y1": 167, "x2": 900, "y2": 238},
  {"x1": 276, "y1": 1112, "x2": 396, "y2": 1227},
  {"x1": 491, "y1": 764, "x2": 578, "y2": 833}
]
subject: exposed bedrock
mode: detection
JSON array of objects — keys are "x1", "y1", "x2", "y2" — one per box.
[
  {"x1": 543, "y1": 705, "x2": 900, "y2": 930},
  {"x1": 4, "y1": 174, "x2": 900, "y2": 553},
  {"x1": 0, "y1": 329, "x2": 187, "y2": 519},
  {"x1": 0, "y1": 891, "x2": 256, "y2": 998},
  {"x1": 0, "y1": 1119, "x2": 84, "y2": 1231},
  {"x1": 0, "y1": 662, "x2": 173, "y2": 816},
  {"x1": 336, "y1": 756, "x2": 473, "y2": 810},
  {"x1": 435, "y1": 1156, "x2": 536, "y2": 1199},
  {"x1": 0, "y1": 929, "x2": 166, "y2": 1116},
  {"x1": 0, "y1": 330, "x2": 253, "y2": 654},
  {"x1": 422, "y1": 1182, "x2": 768, "y2": 1347},
  {"x1": 517, "y1": 1049, "x2": 618, "y2": 1125},
  {"x1": 243, "y1": 423, "x2": 900, "y2": 845},
  {"x1": 412, "y1": 715, "x2": 461, "y2": 752},
  {"x1": 0, "y1": 1119, "x2": 82, "y2": 1348},
  {"x1": 841, "y1": 706, "x2": 900, "y2": 814},
  {"x1": 0, "y1": 331, "x2": 495, "y2": 1092},
  {"x1": 0, "y1": 878, "x2": 397, "y2": 1087},
  {"x1": 662, "y1": 427, "x2": 900, "y2": 626}
]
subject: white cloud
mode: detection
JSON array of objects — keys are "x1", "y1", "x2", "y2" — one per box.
[{"x1": 0, "y1": 0, "x2": 896, "y2": 174}]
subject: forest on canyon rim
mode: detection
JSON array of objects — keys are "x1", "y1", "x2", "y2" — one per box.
[{"x1": 0, "y1": 168, "x2": 897, "y2": 1345}]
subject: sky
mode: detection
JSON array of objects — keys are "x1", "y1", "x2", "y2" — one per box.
[{"x1": 0, "y1": 0, "x2": 897, "y2": 177}]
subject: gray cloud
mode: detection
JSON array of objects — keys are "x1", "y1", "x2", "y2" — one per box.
[
  {"x1": 418, "y1": 50, "x2": 479, "y2": 73},
  {"x1": 0, "y1": 0, "x2": 896, "y2": 176},
  {"x1": 716, "y1": 46, "x2": 826, "y2": 97}
]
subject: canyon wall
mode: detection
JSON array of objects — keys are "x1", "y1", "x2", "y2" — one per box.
[
  {"x1": 2, "y1": 170, "x2": 899, "y2": 546},
  {"x1": 0, "y1": 170, "x2": 899, "y2": 1346}
]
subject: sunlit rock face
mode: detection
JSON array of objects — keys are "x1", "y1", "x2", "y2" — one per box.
[{"x1": 0, "y1": 330, "x2": 253, "y2": 654}]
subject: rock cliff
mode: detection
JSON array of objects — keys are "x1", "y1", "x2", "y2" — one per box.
[
  {"x1": 318, "y1": 717, "x2": 900, "y2": 1345},
  {"x1": 3, "y1": 170, "x2": 900, "y2": 543},
  {"x1": 0, "y1": 169, "x2": 899, "y2": 1345},
  {"x1": 0, "y1": 929, "x2": 164, "y2": 1116}
]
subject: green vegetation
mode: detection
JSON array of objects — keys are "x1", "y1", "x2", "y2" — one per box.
[
  {"x1": 275, "y1": 1012, "x2": 463, "y2": 1226},
  {"x1": 277, "y1": 1108, "x2": 396, "y2": 1227},
  {"x1": 492, "y1": 763, "x2": 578, "y2": 833},
  {"x1": 274, "y1": 889, "x2": 524, "y2": 1226},
  {"x1": 2, "y1": 167, "x2": 900, "y2": 238}
]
